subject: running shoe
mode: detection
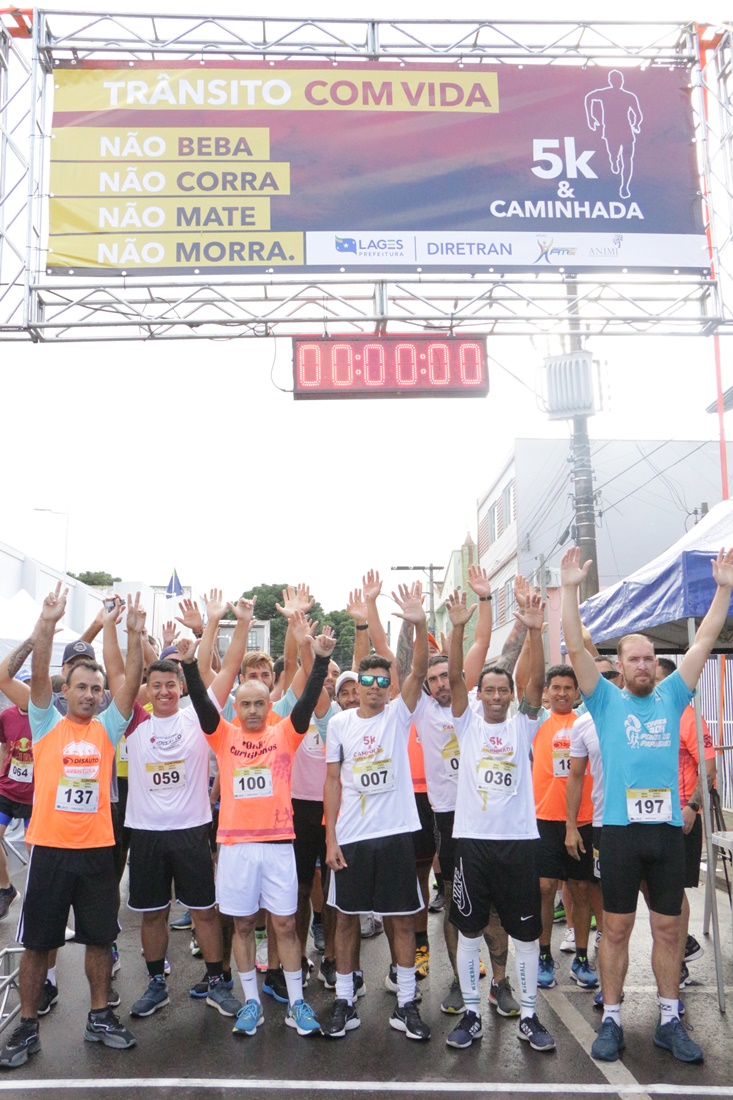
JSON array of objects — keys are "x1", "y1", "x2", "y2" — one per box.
[
  {"x1": 318, "y1": 957, "x2": 336, "y2": 990},
  {"x1": 489, "y1": 977, "x2": 520, "y2": 1017},
  {"x1": 190, "y1": 932, "x2": 202, "y2": 958},
  {"x1": 206, "y1": 978, "x2": 242, "y2": 1017},
  {"x1": 553, "y1": 902, "x2": 566, "y2": 923},
  {"x1": 301, "y1": 955, "x2": 313, "y2": 989},
  {"x1": 518, "y1": 1013, "x2": 556, "y2": 1051},
  {"x1": 164, "y1": 956, "x2": 171, "y2": 976},
  {"x1": 414, "y1": 945, "x2": 430, "y2": 980},
  {"x1": 191, "y1": 971, "x2": 233, "y2": 998},
  {"x1": 591, "y1": 1018, "x2": 625, "y2": 1061},
  {"x1": 479, "y1": 958, "x2": 486, "y2": 979},
  {"x1": 360, "y1": 913, "x2": 383, "y2": 938},
  {"x1": 570, "y1": 958, "x2": 599, "y2": 989},
  {"x1": 0, "y1": 885, "x2": 18, "y2": 921},
  {"x1": 680, "y1": 962, "x2": 692, "y2": 989},
  {"x1": 440, "y1": 978, "x2": 465, "y2": 1015},
  {"x1": 286, "y1": 999, "x2": 321, "y2": 1036},
  {"x1": 0, "y1": 1019, "x2": 40, "y2": 1067},
  {"x1": 353, "y1": 971, "x2": 366, "y2": 999},
  {"x1": 446, "y1": 1010, "x2": 482, "y2": 1048},
  {"x1": 383, "y1": 964, "x2": 421, "y2": 1001},
  {"x1": 653, "y1": 1017, "x2": 703, "y2": 1063},
  {"x1": 169, "y1": 910, "x2": 192, "y2": 930},
  {"x1": 429, "y1": 887, "x2": 445, "y2": 913},
  {"x1": 233, "y1": 999, "x2": 264, "y2": 1036},
  {"x1": 255, "y1": 934, "x2": 268, "y2": 972},
  {"x1": 684, "y1": 934, "x2": 704, "y2": 963},
  {"x1": 84, "y1": 1009, "x2": 137, "y2": 1049},
  {"x1": 590, "y1": 914, "x2": 597, "y2": 931},
  {"x1": 37, "y1": 979, "x2": 58, "y2": 1016},
  {"x1": 111, "y1": 943, "x2": 121, "y2": 976},
  {"x1": 322, "y1": 998, "x2": 360, "y2": 1038},
  {"x1": 593, "y1": 990, "x2": 624, "y2": 1011},
  {"x1": 262, "y1": 968, "x2": 289, "y2": 1003},
  {"x1": 560, "y1": 927, "x2": 576, "y2": 953},
  {"x1": 130, "y1": 976, "x2": 169, "y2": 1017},
  {"x1": 311, "y1": 921, "x2": 325, "y2": 954},
  {"x1": 594, "y1": 930, "x2": 603, "y2": 952},
  {"x1": 389, "y1": 1000, "x2": 431, "y2": 1040},
  {"x1": 537, "y1": 955, "x2": 557, "y2": 989},
  {"x1": 108, "y1": 987, "x2": 121, "y2": 1009}
]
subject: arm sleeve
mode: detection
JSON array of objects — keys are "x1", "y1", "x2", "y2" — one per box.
[
  {"x1": 185, "y1": 660, "x2": 221, "y2": 735},
  {"x1": 291, "y1": 655, "x2": 330, "y2": 735}
]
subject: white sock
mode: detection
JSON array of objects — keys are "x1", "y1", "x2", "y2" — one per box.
[
  {"x1": 603, "y1": 1002, "x2": 622, "y2": 1025},
  {"x1": 396, "y1": 964, "x2": 416, "y2": 1008},
  {"x1": 282, "y1": 968, "x2": 303, "y2": 1006},
  {"x1": 457, "y1": 933, "x2": 481, "y2": 1015},
  {"x1": 659, "y1": 996, "x2": 679, "y2": 1025},
  {"x1": 513, "y1": 937, "x2": 539, "y2": 1020},
  {"x1": 335, "y1": 971, "x2": 354, "y2": 1006},
  {"x1": 46, "y1": 967, "x2": 57, "y2": 985},
  {"x1": 238, "y1": 969, "x2": 259, "y2": 1004}
]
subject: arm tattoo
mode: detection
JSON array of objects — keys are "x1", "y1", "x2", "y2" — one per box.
[
  {"x1": 7, "y1": 637, "x2": 34, "y2": 679},
  {"x1": 395, "y1": 619, "x2": 414, "y2": 688},
  {"x1": 495, "y1": 621, "x2": 527, "y2": 675},
  {"x1": 483, "y1": 909, "x2": 509, "y2": 969}
]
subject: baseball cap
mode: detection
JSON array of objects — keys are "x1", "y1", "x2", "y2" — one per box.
[
  {"x1": 160, "y1": 645, "x2": 182, "y2": 661},
  {"x1": 14, "y1": 669, "x2": 31, "y2": 683},
  {"x1": 61, "y1": 640, "x2": 96, "y2": 665},
  {"x1": 335, "y1": 671, "x2": 358, "y2": 695}
]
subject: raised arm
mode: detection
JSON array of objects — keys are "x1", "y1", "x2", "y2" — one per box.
[
  {"x1": 211, "y1": 596, "x2": 257, "y2": 706},
  {"x1": 517, "y1": 589, "x2": 546, "y2": 710},
  {"x1": 445, "y1": 589, "x2": 476, "y2": 718},
  {"x1": 197, "y1": 589, "x2": 227, "y2": 689},
  {"x1": 347, "y1": 587, "x2": 370, "y2": 670},
  {"x1": 560, "y1": 547, "x2": 600, "y2": 697},
  {"x1": 31, "y1": 583, "x2": 68, "y2": 710},
  {"x1": 364, "y1": 570, "x2": 396, "y2": 663},
  {"x1": 179, "y1": 641, "x2": 220, "y2": 734},
  {"x1": 290, "y1": 628, "x2": 337, "y2": 733},
  {"x1": 113, "y1": 592, "x2": 146, "y2": 719},
  {"x1": 0, "y1": 635, "x2": 34, "y2": 709},
  {"x1": 463, "y1": 565, "x2": 492, "y2": 690},
  {"x1": 394, "y1": 582, "x2": 428, "y2": 713},
  {"x1": 679, "y1": 549, "x2": 733, "y2": 689},
  {"x1": 101, "y1": 596, "x2": 126, "y2": 696}
]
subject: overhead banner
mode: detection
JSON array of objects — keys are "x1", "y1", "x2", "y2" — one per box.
[{"x1": 47, "y1": 61, "x2": 708, "y2": 275}]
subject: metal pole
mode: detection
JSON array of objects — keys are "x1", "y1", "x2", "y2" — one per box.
[{"x1": 566, "y1": 281, "x2": 599, "y2": 600}]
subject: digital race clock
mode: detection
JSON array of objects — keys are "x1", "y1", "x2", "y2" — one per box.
[{"x1": 292, "y1": 335, "x2": 489, "y2": 400}]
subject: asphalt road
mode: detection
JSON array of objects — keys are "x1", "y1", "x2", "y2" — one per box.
[{"x1": 0, "y1": 832, "x2": 731, "y2": 1100}]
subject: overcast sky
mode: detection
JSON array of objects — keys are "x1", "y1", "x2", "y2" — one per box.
[{"x1": 3, "y1": 0, "x2": 732, "y2": 629}]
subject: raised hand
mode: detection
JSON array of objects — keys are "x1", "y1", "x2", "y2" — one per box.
[
  {"x1": 561, "y1": 547, "x2": 591, "y2": 589},
  {"x1": 228, "y1": 596, "x2": 256, "y2": 622},
  {"x1": 276, "y1": 583, "x2": 315, "y2": 618},
  {"x1": 312, "y1": 624, "x2": 337, "y2": 659},
  {"x1": 203, "y1": 589, "x2": 227, "y2": 623},
  {"x1": 514, "y1": 588, "x2": 545, "y2": 632},
  {"x1": 712, "y1": 547, "x2": 733, "y2": 589},
  {"x1": 445, "y1": 589, "x2": 477, "y2": 629},
  {"x1": 363, "y1": 570, "x2": 382, "y2": 603},
  {"x1": 41, "y1": 582, "x2": 68, "y2": 623},
  {"x1": 513, "y1": 574, "x2": 530, "y2": 611},
  {"x1": 391, "y1": 581, "x2": 425, "y2": 625},
  {"x1": 346, "y1": 587, "x2": 368, "y2": 625},
  {"x1": 176, "y1": 637, "x2": 199, "y2": 664},
  {"x1": 290, "y1": 609, "x2": 311, "y2": 648},
  {"x1": 176, "y1": 598, "x2": 203, "y2": 634},
  {"x1": 161, "y1": 621, "x2": 180, "y2": 648},
  {"x1": 467, "y1": 564, "x2": 491, "y2": 599},
  {"x1": 126, "y1": 591, "x2": 147, "y2": 635},
  {"x1": 102, "y1": 595, "x2": 125, "y2": 626}
]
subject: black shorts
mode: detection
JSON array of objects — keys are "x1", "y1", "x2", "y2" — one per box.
[
  {"x1": 412, "y1": 792, "x2": 436, "y2": 863},
  {"x1": 328, "y1": 833, "x2": 423, "y2": 916},
  {"x1": 0, "y1": 795, "x2": 32, "y2": 826},
  {"x1": 449, "y1": 837, "x2": 542, "y2": 942},
  {"x1": 128, "y1": 825, "x2": 216, "y2": 912},
  {"x1": 600, "y1": 824, "x2": 685, "y2": 916},
  {"x1": 537, "y1": 818, "x2": 595, "y2": 882},
  {"x1": 683, "y1": 813, "x2": 703, "y2": 889},
  {"x1": 592, "y1": 825, "x2": 602, "y2": 882},
  {"x1": 19, "y1": 845, "x2": 119, "y2": 951},
  {"x1": 434, "y1": 810, "x2": 457, "y2": 880},
  {"x1": 293, "y1": 798, "x2": 326, "y2": 888}
]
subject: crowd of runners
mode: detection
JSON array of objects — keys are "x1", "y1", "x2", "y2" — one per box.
[{"x1": 0, "y1": 546, "x2": 726, "y2": 1069}]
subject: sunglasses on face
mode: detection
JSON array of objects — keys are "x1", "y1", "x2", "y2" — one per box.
[{"x1": 359, "y1": 674, "x2": 391, "y2": 689}]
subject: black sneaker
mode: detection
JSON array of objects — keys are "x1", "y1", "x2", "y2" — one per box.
[
  {"x1": 353, "y1": 970, "x2": 366, "y2": 999},
  {"x1": 389, "y1": 1000, "x2": 431, "y2": 1040},
  {"x1": 301, "y1": 956, "x2": 312, "y2": 989},
  {"x1": 322, "y1": 998, "x2": 360, "y2": 1038},
  {"x1": 446, "y1": 1010, "x2": 482, "y2": 1048},
  {"x1": 318, "y1": 957, "x2": 336, "y2": 990},
  {"x1": 84, "y1": 1009, "x2": 137, "y2": 1049},
  {"x1": 0, "y1": 885, "x2": 18, "y2": 921},
  {"x1": 37, "y1": 980, "x2": 58, "y2": 1016},
  {"x1": 262, "y1": 968, "x2": 288, "y2": 1003},
  {"x1": 0, "y1": 1019, "x2": 40, "y2": 1068},
  {"x1": 684, "y1": 934, "x2": 704, "y2": 963},
  {"x1": 517, "y1": 1012, "x2": 556, "y2": 1052},
  {"x1": 108, "y1": 986, "x2": 121, "y2": 1009}
]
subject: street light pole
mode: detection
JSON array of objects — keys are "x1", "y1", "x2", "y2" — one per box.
[{"x1": 392, "y1": 564, "x2": 444, "y2": 636}]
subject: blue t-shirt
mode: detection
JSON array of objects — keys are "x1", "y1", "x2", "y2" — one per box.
[{"x1": 582, "y1": 670, "x2": 692, "y2": 827}]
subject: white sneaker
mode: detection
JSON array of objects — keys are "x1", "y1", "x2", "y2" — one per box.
[
  {"x1": 255, "y1": 937, "x2": 268, "y2": 972},
  {"x1": 560, "y1": 927, "x2": 576, "y2": 953}
]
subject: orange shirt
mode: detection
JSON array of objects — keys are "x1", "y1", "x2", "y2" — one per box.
[
  {"x1": 408, "y1": 723, "x2": 428, "y2": 794},
  {"x1": 208, "y1": 715, "x2": 302, "y2": 844},
  {"x1": 25, "y1": 714, "x2": 116, "y2": 849},
  {"x1": 533, "y1": 710, "x2": 593, "y2": 824},
  {"x1": 679, "y1": 706, "x2": 715, "y2": 808}
]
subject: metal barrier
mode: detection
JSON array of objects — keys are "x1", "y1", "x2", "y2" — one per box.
[{"x1": 0, "y1": 947, "x2": 23, "y2": 1034}]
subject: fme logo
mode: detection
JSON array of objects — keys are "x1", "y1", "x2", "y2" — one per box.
[{"x1": 534, "y1": 238, "x2": 578, "y2": 264}]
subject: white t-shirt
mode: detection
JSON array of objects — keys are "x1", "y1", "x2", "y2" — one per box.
[
  {"x1": 291, "y1": 692, "x2": 338, "y2": 803},
  {"x1": 569, "y1": 712, "x2": 604, "y2": 828},
  {"x1": 413, "y1": 692, "x2": 459, "y2": 813},
  {"x1": 125, "y1": 693, "x2": 220, "y2": 831},
  {"x1": 452, "y1": 705, "x2": 539, "y2": 841},
  {"x1": 326, "y1": 696, "x2": 420, "y2": 844}
]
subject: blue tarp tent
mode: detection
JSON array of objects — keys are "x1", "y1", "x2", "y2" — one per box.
[{"x1": 579, "y1": 500, "x2": 733, "y2": 652}]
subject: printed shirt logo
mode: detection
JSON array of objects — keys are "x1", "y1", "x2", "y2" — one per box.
[
  {"x1": 61, "y1": 739, "x2": 102, "y2": 779},
  {"x1": 624, "y1": 714, "x2": 642, "y2": 749},
  {"x1": 452, "y1": 857, "x2": 472, "y2": 917}
]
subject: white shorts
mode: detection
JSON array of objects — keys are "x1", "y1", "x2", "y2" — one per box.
[{"x1": 216, "y1": 842, "x2": 298, "y2": 917}]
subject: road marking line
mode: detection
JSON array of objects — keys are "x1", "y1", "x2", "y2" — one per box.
[{"x1": 0, "y1": 1083, "x2": 731, "y2": 1095}]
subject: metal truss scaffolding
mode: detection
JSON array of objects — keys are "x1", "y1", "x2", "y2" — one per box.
[{"x1": 1, "y1": 12, "x2": 733, "y2": 342}]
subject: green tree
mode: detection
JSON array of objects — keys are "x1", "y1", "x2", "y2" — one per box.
[
  {"x1": 68, "y1": 570, "x2": 121, "y2": 586},
  {"x1": 237, "y1": 583, "x2": 353, "y2": 664}
]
